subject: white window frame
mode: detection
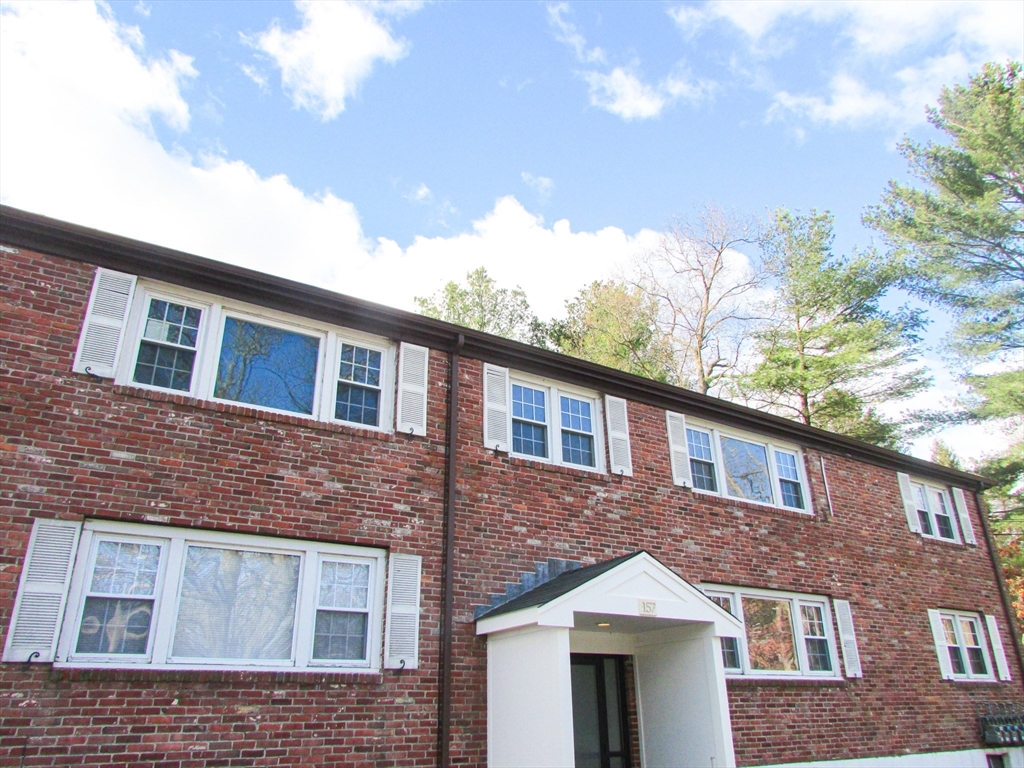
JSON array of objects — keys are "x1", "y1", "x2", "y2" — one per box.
[
  {"x1": 683, "y1": 420, "x2": 811, "y2": 513},
  {"x1": 54, "y1": 520, "x2": 387, "y2": 672},
  {"x1": 701, "y1": 585, "x2": 842, "y2": 680},
  {"x1": 910, "y1": 480, "x2": 961, "y2": 543},
  {"x1": 116, "y1": 283, "x2": 396, "y2": 431},
  {"x1": 933, "y1": 610, "x2": 996, "y2": 682},
  {"x1": 508, "y1": 373, "x2": 606, "y2": 473}
]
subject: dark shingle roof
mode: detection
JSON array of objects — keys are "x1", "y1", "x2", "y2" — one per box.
[{"x1": 476, "y1": 551, "x2": 644, "y2": 620}]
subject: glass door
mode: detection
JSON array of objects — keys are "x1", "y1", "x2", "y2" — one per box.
[{"x1": 570, "y1": 654, "x2": 632, "y2": 768}]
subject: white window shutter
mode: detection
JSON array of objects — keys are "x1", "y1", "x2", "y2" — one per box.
[
  {"x1": 384, "y1": 553, "x2": 422, "y2": 670},
  {"x1": 985, "y1": 614, "x2": 1012, "y2": 681},
  {"x1": 3, "y1": 519, "x2": 82, "y2": 663},
  {"x1": 396, "y1": 343, "x2": 429, "y2": 436},
  {"x1": 604, "y1": 395, "x2": 633, "y2": 477},
  {"x1": 665, "y1": 411, "x2": 692, "y2": 487},
  {"x1": 897, "y1": 472, "x2": 922, "y2": 534},
  {"x1": 951, "y1": 488, "x2": 978, "y2": 545},
  {"x1": 482, "y1": 364, "x2": 510, "y2": 453},
  {"x1": 72, "y1": 268, "x2": 137, "y2": 378},
  {"x1": 833, "y1": 599, "x2": 863, "y2": 678},
  {"x1": 927, "y1": 609, "x2": 954, "y2": 680}
]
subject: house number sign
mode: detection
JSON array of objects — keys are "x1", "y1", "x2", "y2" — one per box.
[{"x1": 638, "y1": 599, "x2": 657, "y2": 617}]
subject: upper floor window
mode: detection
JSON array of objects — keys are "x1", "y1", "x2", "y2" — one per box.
[
  {"x1": 668, "y1": 414, "x2": 809, "y2": 512},
  {"x1": 702, "y1": 585, "x2": 842, "y2": 679},
  {"x1": 896, "y1": 473, "x2": 977, "y2": 545},
  {"x1": 119, "y1": 285, "x2": 396, "y2": 430},
  {"x1": 927, "y1": 609, "x2": 1000, "y2": 682},
  {"x1": 485, "y1": 365, "x2": 618, "y2": 474}
]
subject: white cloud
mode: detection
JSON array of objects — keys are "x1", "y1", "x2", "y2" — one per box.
[
  {"x1": 672, "y1": 0, "x2": 1024, "y2": 130},
  {"x1": 407, "y1": 183, "x2": 433, "y2": 203},
  {"x1": 0, "y1": 0, "x2": 650, "y2": 323},
  {"x1": 245, "y1": 0, "x2": 418, "y2": 121},
  {"x1": 521, "y1": 172, "x2": 554, "y2": 203},
  {"x1": 240, "y1": 63, "x2": 269, "y2": 92},
  {"x1": 549, "y1": 3, "x2": 710, "y2": 121}
]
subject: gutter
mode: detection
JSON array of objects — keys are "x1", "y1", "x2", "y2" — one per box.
[
  {"x1": 0, "y1": 204, "x2": 990, "y2": 491},
  {"x1": 439, "y1": 333, "x2": 464, "y2": 767},
  {"x1": 975, "y1": 492, "x2": 1024, "y2": 679}
]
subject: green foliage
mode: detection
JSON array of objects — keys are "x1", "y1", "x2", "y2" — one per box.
[
  {"x1": 929, "y1": 439, "x2": 963, "y2": 470},
  {"x1": 549, "y1": 280, "x2": 676, "y2": 382},
  {"x1": 415, "y1": 267, "x2": 544, "y2": 345},
  {"x1": 743, "y1": 209, "x2": 928, "y2": 446},
  {"x1": 864, "y1": 61, "x2": 1024, "y2": 359}
]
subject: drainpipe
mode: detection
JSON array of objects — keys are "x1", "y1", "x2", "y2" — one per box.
[
  {"x1": 439, "y1": 332, "x2": 464, "y2": 768},
  {"x1": 975, "y1": 490, "x2": 1024, "y2": 678}
]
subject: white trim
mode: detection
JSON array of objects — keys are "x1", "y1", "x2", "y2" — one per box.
[
  {"x1": 114, "y1": 279, "x2": 397, "y2": 432},
  {"x1": 700, "y1": 584, "x2": 843, "y2": 680},
  {"x1": 952, "y1": 488, "x2": 978, "y2": 546},
  {"x1": 482, "y1": 364, "x2": 511, "y2": 452},
  {"x1": 604, "y1": 395, "x2": 633, "y2": 477},
  {"x1": 833, "y1": 599, "x2": 863, "y2": 678},
  {"x1": 759, "y1": 747, "x2": 1024, "y2": 768},
  {"x1": 682, "y1": 417, "x2": 812, "y2": 514},
  {"x1": 396, "y1": 342, "x2": 429, "y2": 436},
  {"x1": 73, "y1": 268, "x2": 137, "y2": 378},
  {"x1": 665, "y1": 411, "x2": 692, "y2": 487},
  {"x1": 384, "y1": 553, "x2": 422, "y2": 669},
  {"x1": 53, "y1": 520, "x2": 387, "y2": 672},
  {"x1": 506, "y1": 371, "x2": 607, "y2": 474}
]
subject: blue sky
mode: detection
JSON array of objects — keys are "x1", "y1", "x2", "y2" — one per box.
[{"x1": 1, "y1": 0, "x2": 1021, "y2": 461}]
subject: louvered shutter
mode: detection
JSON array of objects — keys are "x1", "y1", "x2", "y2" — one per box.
[
  {"x1": 927, "y1": 609, "x2": 954, "y2": 679},
  {"x1": 833, "y1": 599, "x2": 863, "y2": 678},
  {"x1": 951, "y1": 488, "x2": 977, "y2": 545},
  {"x1": 985, "y1": 615, "x2": 1012, "y2": 681},
  {"x1": 72, "y1": 268, "x2": 137, "y2": 378},
  {"x1": 396, "y1": 343, "x2": 429, "y2": 436},
  {"x1": 604, "y1": 396, "x2": 633, "y2": 476},
  {"x1": 896, "y1": 473, "x2": 922, "y2": 534},
  {"x1": 482, "y1": 364, "x2": 510, "y2": 453},
  {"x1": 665, "y1": 411, "x2": 692, "y2": 487},
  {"x1": 384, "y1": 553, "x2": 422, "y2": 670},
  {"x1": 3, "y1": 519, "x2": 82, "y2": 662}
]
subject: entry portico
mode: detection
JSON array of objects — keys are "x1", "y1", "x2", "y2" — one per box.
[{"x1": 476, "y1": 551, "x2": 743, "y2": 768}]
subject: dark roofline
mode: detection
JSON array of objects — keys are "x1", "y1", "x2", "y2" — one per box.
[
  {"x1": 0, "y1": 204, "x2": 989, "y2": 490},
  {"x1": 477, "y1": 552, "x2": 645, "y2": 620}
]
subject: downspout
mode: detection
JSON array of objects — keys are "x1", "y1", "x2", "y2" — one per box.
[
  {"x1": 439, "y1": 332, "x2": 464, "y2": 768},
  {"x1": 975, "y1": 490, "x2": 1024, "y2": 678}
]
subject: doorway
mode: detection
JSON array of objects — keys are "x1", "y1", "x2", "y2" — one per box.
[{"x1": 570, "y1": 654, "x2": 632, "y2": 768}]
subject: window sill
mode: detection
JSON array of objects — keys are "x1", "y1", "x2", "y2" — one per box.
[
  {"x1": 112, "y1": 384, "x2": 400, "y2": 441},
  {"x1": 43, "y1": 664, "x2": 386, "y2": 685},
  {"x1": 505, "y1": 454, "x2": 611, "y2": 482},
  {"x1": 726, "y1": 675, "x2": 847, "y2": 686},
  {"x1": 917, "y1": 533, "x2": 966, "y2": 547},
  {"x1": 687, "y1": 487, "x2": 816, "y2": 519},
  {"x1": 942, "y1": 676, "x2": 1000, "y2": 684}
]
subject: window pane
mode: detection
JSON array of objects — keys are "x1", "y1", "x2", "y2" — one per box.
[
  {"x1": 338, "y1": 344, "x2": 381, "y2": 387},
  {"x1": 720, "y1": 437, "x2": 773, "y2": 504},
  {"x1": 143, "y1": 300, "x2": 200, "y2": 347},
  {"x1": 214, "y1": 318, "x2": 319, "y2": 415},
  {"x1": 172, "y1": 546, "x2": 300, "y2": 660},
  {"x1": 319, "y1": 561, "x2": 370, "y2": 610},
  {"x1": 335, "y1": 383, "x2": 380, "y2": 426},
  {"x1": 560, "y1": 396, "x2": 592, "y2": 434},
  {"x1": 686, "y1": 428, "x2": 713, "y2": 461},
  {"x1": 690, "y1": 459, "x2": 718, "y2": 492},
  {"x1": 313, "y1": 611, "x2": 368, "y2": 661},
  {"x1": 513, "y1": 419, "x2": 547, "y2": 457},
  {"x1": 967, "y1": 647, "x2": 988, "y2": 675},
  {"x1": 134, "y1": 342, "x2": 196, "y2": 391},
  {"x1": 918, "y1": 509, "x2": 934, "y2": 536},
  {"x1": 562, "y1": 431, "x2": 595, "y2": 467},
  {"x1": 720, "y1": 637, "x2": 742, "y2": 669},
  {"x1": 779, "y1": 479, "x2": 804, "y2": 509},
  {"x1": 948, "y1": 646, "x2": 967, "y2": 675},
  {"x1": 800, "y1": 605, "x2": 832, "y2": 672},
  {"x1": 742, "y1": 597, "x2": 798, "y2": 671},
  {"x1": 512, "y1": 384, "x2": 546, "y2": 423},
  {"x1": 775, "y1": 451, "x2": 800, "y2": 481},
  {"x1": 90, "y1": 541, "x2": 160, "y2": 596},
  {"x1": 76, "y1": 597, "x2": 154, "y2": 655}
]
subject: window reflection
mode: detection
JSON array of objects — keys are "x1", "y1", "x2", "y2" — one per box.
[
  {"x1": 742, "y1": 597, "x2": 798, "y2": 671},
  {"x1": 214, "y1": 318, "x2": 320, "y2": 415},
  {"x1": 721, "y1": 436, "x2": 773, "y2": 504}
]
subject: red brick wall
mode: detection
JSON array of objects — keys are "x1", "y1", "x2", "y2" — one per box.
[
  {"x1": 1, "y1": 247, "x2": 448, "y2": 767},
  {"x1": 2, "y1": 246, "x2": 1021, "y2": 767}
]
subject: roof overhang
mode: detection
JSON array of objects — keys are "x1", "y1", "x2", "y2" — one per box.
[{"x1": 475, "y1": 551, "x2": 743, "y2": 637}]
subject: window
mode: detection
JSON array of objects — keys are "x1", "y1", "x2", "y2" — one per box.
[
  {"x1": 56, "y1": 521, "x2": 387, "y2": 671},
  {"x1": 681, "y1": 422, "x2": 808, "y2": 511},
  {"x1": 702, "y1": 586, "x2": 840, "y2": 678},
  {"x1": 913, "y1": 482, "x2": 958, "y2": 541},
  {"x1": 931, "y1": 610, "x2": 994, "y2": 681},
  {"x1": 120, "y1": 286, "x2": 395, "y2": 430},
  {"x1": 508, "y1": 375, "x2": 602, "y2": 471}
]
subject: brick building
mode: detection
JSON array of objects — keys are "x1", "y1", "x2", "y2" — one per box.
[{"x1": 2, "y1": 204, "x2": 1021, "y2": 768}]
